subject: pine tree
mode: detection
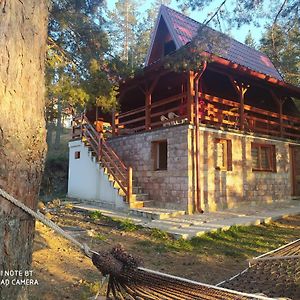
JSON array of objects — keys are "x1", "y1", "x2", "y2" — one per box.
[
  {"x1": 0, "y1": 1, "x2": 48, "y2": 299},
  {"x1": 244, "y1": 31, "x2": 257, "y2": 49},
  {"x1": 260, "y1": 23, "x2": 300, "y2": 86}
]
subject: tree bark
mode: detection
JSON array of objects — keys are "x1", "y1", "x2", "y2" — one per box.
[
  {"x1": 54, "y1": 97, "x2": 62, "y2": 149},
  {"x1": 0, "y1": 1, "x2": 48, "y2": 299}
]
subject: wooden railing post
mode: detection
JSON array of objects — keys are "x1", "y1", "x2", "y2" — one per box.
[
  {"x1": 127, "y1": 167, "x2": 132, "y2": 203},
  {"x1": 145, "y1": 92, "x2": 151, "y2": 130},
  {"x1": 80, "y1": 113, "x2": 84, "y2": 138},
  {"x1": 112, "y1": 111, "x2": 119, "y2": 136},
  {"x1": 232, "y1": 81, "x2": 249, "y2": 131},
  {"x1": 187, "y1": 71, "x2": 194, "y2": 124},
  {"x1": 98, "y1": 132, "x2": 103, "y2": 161},
  {"x1": 270, "y1": 91, "x2": 284, "y2": 137},
  {"x1": 278, "y1": 101, "x2": 283, "y2": 137}
]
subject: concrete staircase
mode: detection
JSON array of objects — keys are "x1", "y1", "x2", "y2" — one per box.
[{"x1": 85, "y1": 141, "x2": 153, "y2": 209}]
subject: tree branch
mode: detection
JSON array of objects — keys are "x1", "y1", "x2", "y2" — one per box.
[
  {"x1": 271, "y1": 0, "x2": 288, "y2": 61},
  {"x1": 203, "y1": 0, "x2": 227, "y2": 26}
]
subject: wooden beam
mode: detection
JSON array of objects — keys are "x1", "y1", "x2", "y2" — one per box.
[
  {"x1": 145, "y1": 92, "x2": 152, "y2": 130},
  {"x1": 187, "y1": 71, "x2": 195, "y2": 124},
  {"x1": 233, "y1": 81, "x2": 249, "y2": 131},
  {"x1": 270, "y1": 90, "x2": 284, "y2": 137},
  {"x1": 112, "y1": 111, "x2": 119, "y2": 136}
]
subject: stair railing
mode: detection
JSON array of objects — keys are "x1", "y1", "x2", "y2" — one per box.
[{"x1": 73, "y1": 114, "x2": 133, "y2": 203}]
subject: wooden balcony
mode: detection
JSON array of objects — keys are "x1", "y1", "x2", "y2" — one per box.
[{"x1": 112, "y1": 92, "x2": 300, "y2": 140}]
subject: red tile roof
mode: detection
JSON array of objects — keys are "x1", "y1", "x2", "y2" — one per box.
[{"x1": 151, "y1": 5, "x2": 283, "y2": 81}]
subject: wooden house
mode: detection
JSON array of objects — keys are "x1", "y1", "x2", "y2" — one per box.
[{"x1": 68, "y1": 6, "x2": 300, "y2": 214}]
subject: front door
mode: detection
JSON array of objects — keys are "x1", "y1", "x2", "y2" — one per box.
[{"x1": 290, "y1": 146, "x2": 300, "y2": 196}]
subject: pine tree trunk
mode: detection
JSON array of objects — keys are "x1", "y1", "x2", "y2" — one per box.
[
  {"x1": 54, "y1": 97, "x2": 62, "y2": 149},
  {"x1": 0, "y1": 1, "x2": 48, "y2": 299}
]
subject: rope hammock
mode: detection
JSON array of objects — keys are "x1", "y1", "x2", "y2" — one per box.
[{"x1": 0, "y1": 188, "x2": 274, "y2": 300}]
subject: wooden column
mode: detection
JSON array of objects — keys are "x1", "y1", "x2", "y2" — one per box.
[
  {"x1": 145, "y1": 91, "x2": 151, "y2": 130},
  {"x1": 233, "y1": 80, "x2": 249, "y2": 131},
  {"x1": 112, "y1": 110, "x2": 119, "y2": 136},
  {"x1": 271, "y1": 91, "x2": 284, "y2": 137},
  {"x1": 278, "y1": 100, "x2": 283, "y2": 137},
  {"x1": 187, "y1": 71, "x2": 195, "y2": 124},
  {"x1": 127, "y1": 166, "x2": 133, "y2": 204}
]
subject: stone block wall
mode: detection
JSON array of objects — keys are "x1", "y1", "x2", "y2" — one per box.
[
  {"x1": 199, "y1": 127, "x2": 294, "y2": 211},
  {"x1": 108, "y1": 125, "x2": 192, "y2": 211},
  {"x1": 108, "y1": 124, "x2": 298, "y2": 213}
]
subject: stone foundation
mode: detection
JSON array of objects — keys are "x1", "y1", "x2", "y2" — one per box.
[
  {"x1": 108, "y1": 125, "x2": 191, "y2": 211},
  {"x1": 108, "y1": 124, "x2": 299, "y2": 213}
]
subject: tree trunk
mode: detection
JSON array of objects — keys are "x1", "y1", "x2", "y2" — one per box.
[
  {"x1": 54, "y1": 97, "x2": 62, "y2": 149},
  {"x1": 46, "y1": 120, "x2": 54, "y2": 148},
  {"x1": 0, "y1": 1, "x2": 48, "y2": 299}
]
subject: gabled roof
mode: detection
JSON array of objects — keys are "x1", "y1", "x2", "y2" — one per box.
[{"x1": 145, "y1": 5, "x2": 283, "y2": 81}]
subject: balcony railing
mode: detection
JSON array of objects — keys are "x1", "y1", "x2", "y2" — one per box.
[{"x1": 112, "y1": 92, "x2": 300, "y2": 140}]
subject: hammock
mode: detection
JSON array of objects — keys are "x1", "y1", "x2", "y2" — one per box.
[{"x1": 91, "y1": 244, "x2": 272, "y2": 300}]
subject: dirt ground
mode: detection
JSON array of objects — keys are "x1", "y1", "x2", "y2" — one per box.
[{"x1": 28, "y1": 206, "x2": 300, "y2": 300}]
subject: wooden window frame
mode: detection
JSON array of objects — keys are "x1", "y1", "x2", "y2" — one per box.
[
  {"x1": 152, "y1": 140, "x2": 168, "y2": 171},
  {"x1": 215, "y1": 138, "x2": 232, "y2": 171},
  {"x1": 251, "y1": 143, "x2": 276, "y2": 172}
]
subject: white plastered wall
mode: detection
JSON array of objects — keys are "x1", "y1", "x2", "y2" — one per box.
[{"x1": 67, "y1": 140, "x2": 126, "y2": 209}]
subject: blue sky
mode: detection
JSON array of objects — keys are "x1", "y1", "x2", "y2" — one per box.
[{"x1": 106, "y1": 0, "x2": 266, "y2": 44}]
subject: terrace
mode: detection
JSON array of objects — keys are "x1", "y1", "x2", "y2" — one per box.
[{"x1": 111, "y1": 66, "x2": 300, "y2": 141}]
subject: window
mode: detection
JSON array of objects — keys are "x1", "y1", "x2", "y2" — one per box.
[
  {"x1": 251, "y1": 143, "x2": 276, "y2": 172},
  {"x1": 215, "y1": 139, "x2": 232, "y2": 171},
  {"x1": 74, "y1": 151, "x2": 80, "y2": 159},
  {"x1": 152, "y1": 140, "x2": 168, "y2": 170},
  {"x1": 164, "y1": 40, "x2": 176, "y2": 56}
]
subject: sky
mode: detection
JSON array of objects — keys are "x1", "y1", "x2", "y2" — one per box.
[{"x1": 106, "y1": 0, "x2": 266, "y2": 45}]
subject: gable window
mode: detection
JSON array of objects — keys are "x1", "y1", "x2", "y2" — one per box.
[
  {"x1": 251, "y1": 143, "x2": 276, "y2": 172},
  {"x1": 152, "y1": 140, "x2": 168, "y2": 170},
  {"x1": 215, "y1": 139, "x2": 232, "y2": 171},
  {"x1": 74, "y1": 151, "x2": 80, "y2": 159},
  {"x1": 164, "y1": 40, "x2": 176, "y2": 56}
]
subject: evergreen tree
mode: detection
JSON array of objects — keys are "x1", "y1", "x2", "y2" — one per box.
[
  {"x1": 260, "y1": 23, "x2": 300, "y2": 86},
  {"x1": 244, "y1": 31, "x2": 257, "y2": 49},
  {"x1": 107, "y1": 0, "x2": 139, "y2": 66},
  {"x1": 47, "y1": 0, "x2": 118, "y2": 147}
]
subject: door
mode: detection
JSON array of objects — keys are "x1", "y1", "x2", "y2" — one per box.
[{"x1": 290, "y1": 146, "x2": 300, "y2": 196}]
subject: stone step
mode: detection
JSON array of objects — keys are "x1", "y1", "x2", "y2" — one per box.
[
  {"x1": 129, "y1": 201, "x2": 144, "y2": 209},
  {"x1": 130, "y1": 207, "x2": 185, "y2": 220},
  {"x1": 132, "y1": 193, "x2": 149, "y2": 201}
]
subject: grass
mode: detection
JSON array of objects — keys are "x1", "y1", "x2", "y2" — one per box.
[
  {"x1": 94, "y1": 233, "x2": 108, "y2": 241},
  {"x1": 89, "y1": 210, "x2": 104, "y2": 221},
  {"x1": 137, "y1": 220, "x2": 299, "y2": 258},
  {"x1": 113, "y1": 218, "x2": 140, "y2": 232}
]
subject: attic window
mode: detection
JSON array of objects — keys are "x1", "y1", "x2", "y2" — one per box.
[{"x1": 164, "y1": 40, "x2": 176, "y2": 56}]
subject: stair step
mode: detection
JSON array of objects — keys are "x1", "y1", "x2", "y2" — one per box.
[
  {"x1": 132, "y1": 193, "x2": 149, "y2": 201},
  {"x1": 132, "y1": 186, "x2": 143, "y2": 194},
  {"x1": 130, "y1": 208, "x2": 186, "y2": 220},
  {"x1": 129, "y1": 201, "x2": 144, "y2": 209}
]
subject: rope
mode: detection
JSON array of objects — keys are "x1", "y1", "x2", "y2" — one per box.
[{"x1": 0, "y1": 188, "x2": 95, "y2": 258}]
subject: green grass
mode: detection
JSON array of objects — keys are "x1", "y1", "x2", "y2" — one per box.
[
  {"x1": 137, "y1": 220, "x2": 299, "y2": 258},
  {"x1": 94, "y1": 233, "x2": 107, "y2": 241},
  {"x1": 89, "y1": 210, "x2": 104, "y2": 221},
  {"x1": 113, "y1": 218, "x2": 140, "y2": 232}
]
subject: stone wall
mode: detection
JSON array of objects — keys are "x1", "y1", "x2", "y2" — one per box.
[
  {"x1": 108, "y1": 125, "x2": 193, "y2": 211},
  {"x1": 199, "y1": 127, "x2": 295, "y2": 211},
  {"x1": 108, "y1": 124, "x2": 299, "y2": 213}
]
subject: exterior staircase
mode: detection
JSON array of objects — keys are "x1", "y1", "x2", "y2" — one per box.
[{"x1": 72, "y1": 115, "x2": 151, "y2": 210}]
